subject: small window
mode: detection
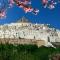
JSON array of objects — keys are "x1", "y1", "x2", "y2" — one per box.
[{"x1": 19, "y1": 37, "x2": 21, "y2": 39}]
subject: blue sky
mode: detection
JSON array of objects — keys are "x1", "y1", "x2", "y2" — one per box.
[{"x1": 0, "y1": 0, "x2": 60, "y2": 29}]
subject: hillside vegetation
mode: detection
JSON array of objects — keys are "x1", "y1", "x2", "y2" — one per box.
[{"x1": 0, "y1": 44, "x2": 60, "y2": 60}]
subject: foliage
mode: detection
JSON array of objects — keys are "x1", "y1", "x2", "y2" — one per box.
[{"x1": 0, "y1": 44, "x2": 60, "y2": 60}]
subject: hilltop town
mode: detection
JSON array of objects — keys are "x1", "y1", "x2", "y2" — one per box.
[{"x1": 0, "y1": 17, "x2": 60, "y2": 47}]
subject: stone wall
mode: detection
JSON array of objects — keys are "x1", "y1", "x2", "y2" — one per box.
[{"x1": 0, "y1": 38, "x2": 45, "y2": 47}]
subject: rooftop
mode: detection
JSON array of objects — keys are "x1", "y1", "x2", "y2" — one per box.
[{"x1": 17, "y1": 17, "x2": 31, "y2": 23}]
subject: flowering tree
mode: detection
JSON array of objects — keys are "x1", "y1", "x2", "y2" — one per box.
[{"x1": 0, "y1": 0, "x2": 60, "y2": 19}]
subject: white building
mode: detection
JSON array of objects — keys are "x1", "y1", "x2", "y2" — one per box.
[{"x1": 0, "y1": 17, "x2": 60, "y2": 47}]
